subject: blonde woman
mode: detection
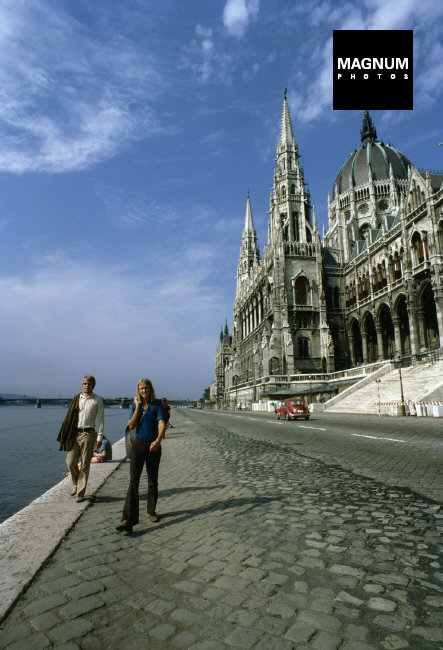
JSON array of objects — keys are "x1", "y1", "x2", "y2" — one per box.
[{"x1": 117, "y1": 378, "x2": 165, "y2": 533}]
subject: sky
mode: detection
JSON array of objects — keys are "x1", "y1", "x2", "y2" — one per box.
[{"x1": 0, "y1": 0, "x2": 442, "y2": 399}]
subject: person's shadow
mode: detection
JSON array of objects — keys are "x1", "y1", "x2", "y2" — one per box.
[{"x1": 128, "y1": 492, "x2": 274, "y2": 537}]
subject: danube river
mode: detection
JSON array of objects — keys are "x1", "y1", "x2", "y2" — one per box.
[{"x1": 0, "y1": 405, "x2": 130, "y2": 524}]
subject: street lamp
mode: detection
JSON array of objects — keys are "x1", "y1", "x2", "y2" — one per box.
[
  {"x1": 375, "y1": 379, "x2": 381, "y2": 417},
  {"x1": 393, "y1": 359, "x2": 406, "y2": 416},
  {"x1": 398, "y1": 366, "x2": 406, "y2": 416}
]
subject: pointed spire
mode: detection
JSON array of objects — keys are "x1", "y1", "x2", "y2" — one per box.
[
  {"x1": 279, "y1": 88, "x2": 295, "y2": 148},
  {"x1": 224, "y1": 319, "x2": 229, "y2": 335},
  {"x1": 244, "y1": 190, "x2": 255, "y2": 234},
  {"x1": 360, "y1": 110, "x2": 377, "y2": 144}
]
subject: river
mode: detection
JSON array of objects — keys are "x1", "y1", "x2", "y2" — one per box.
[{"x1": 0, "y1": 405, "x2": 130, "y2": 524}]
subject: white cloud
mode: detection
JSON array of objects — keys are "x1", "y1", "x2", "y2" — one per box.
[
  {"x1": 0, "y1": 248, "x2": 229, "y2": 398},
  {"x1": 0, "y1": 1, "x2": 165, "y2": 173},
  {"x1": 223, "y1": 0, "x2": 260, "y2": 37},
  {"x1": 179, "y1": 24, "x2": 233, "y2": 85}
]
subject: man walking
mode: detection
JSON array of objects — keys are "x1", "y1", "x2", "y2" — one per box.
[{"x1": 57, "y1": 375, "x2": 105, "y2": 502}]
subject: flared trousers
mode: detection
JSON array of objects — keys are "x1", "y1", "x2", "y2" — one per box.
[{"x1": 122, "y1": 437, "x2": 161, "y2": 526}]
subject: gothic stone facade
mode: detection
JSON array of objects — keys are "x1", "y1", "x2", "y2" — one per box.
[{"x1": 211, "y1": 98, "x2": 443, "y2": 408}]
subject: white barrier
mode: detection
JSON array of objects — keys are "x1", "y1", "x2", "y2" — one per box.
[
  {"x1": 376, "y1": 401, "x2": 443, "y2": 417},
  {"x1": 252, "y1": 401, "x2": 281, "y2": 412}
]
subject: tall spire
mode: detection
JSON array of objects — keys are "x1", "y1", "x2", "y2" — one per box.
[
  {"x1": 244, "y1": 190, "x2": 255, "y2": 234},
  {"x1": 278, "y1": 88, "x2": 295, "y2": 149},
  {"x1": 360, "y1": 110, "x2": 377, "y2": 144},
  {"x1": 236, "y1": 192, "x2": 260, "y2": 296}
]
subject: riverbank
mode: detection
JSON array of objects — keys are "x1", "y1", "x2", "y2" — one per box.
[{"x1": 0, "y1": 437, "x2": 127, "y2": 623}]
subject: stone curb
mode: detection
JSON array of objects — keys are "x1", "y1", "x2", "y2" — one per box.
[{"x1": 0, "y1": 438, "x2": 127, "y2": 623}]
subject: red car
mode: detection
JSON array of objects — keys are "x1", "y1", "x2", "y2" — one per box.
[{"x1": 276, "y1": 398, "x2": 310, "y2": 420}]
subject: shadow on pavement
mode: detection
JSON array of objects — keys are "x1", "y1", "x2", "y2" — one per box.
[{"x1": 122, "y1": 494, "x2": 274, "y2": 537}]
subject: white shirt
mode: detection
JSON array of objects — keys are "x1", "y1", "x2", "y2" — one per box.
[{"x1": 78, "y1": 393, "x2": 104, "y2": 435}]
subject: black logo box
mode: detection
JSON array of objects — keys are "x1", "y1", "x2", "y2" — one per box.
[{"x1": 333, "y1": 30, "x2": 413, "y2": 110}]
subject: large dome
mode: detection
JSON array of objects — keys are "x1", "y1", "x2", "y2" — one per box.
[{"x1": 333, "y1": 111, "x2": 411, "y2": 199}]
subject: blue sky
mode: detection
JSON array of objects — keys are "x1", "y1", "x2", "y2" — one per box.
[{"x1": 1, "y1": 0, "x2": 442, "y2": 399}]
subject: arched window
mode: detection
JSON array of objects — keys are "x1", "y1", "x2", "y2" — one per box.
[
  {"x1": 295, "y1": 277, "x2": 309, "y2": 305},
  {"x1": 412, "y1": 232, "x2": 425, "y2": 265},
  {"x1": 393, "y1": 252, "x2": 402, "y2": 280},
  {"x1": 298, "y1": 338, "x2": 310, "y2": 358},
  {"x1": 290, "y1": 184, "x2": 295, "y2": 194},
  {"x1": 359, "y1": 224, "x2": 370, "y2": 243},
  {"x1": 269, "y1": 357, "x2": 280, "y2": 375}
]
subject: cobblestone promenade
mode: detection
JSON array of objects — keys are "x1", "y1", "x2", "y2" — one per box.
[{"x1": 0, "y1": 411, "x2": 442, "y2": 649}]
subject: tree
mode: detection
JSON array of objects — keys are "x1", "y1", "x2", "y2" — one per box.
[{"x1": 201, "y1": 387, "x2": 210, "y2": 401}]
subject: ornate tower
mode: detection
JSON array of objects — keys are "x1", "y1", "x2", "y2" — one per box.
[
  {"x1": 269, "y1": 89, "x2": 312, "y2": 247},
  {"x1": 236, "y1": 191, "x2": 260, "y2": 295}
]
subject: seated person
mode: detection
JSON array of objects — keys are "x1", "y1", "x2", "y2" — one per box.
[{"x1": 91, "y1": 433, "x2": 113, "y2": 463}]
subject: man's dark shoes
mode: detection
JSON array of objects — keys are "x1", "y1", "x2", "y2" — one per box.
[{"x1": 116, "y1": 520, "x2": 132, "y2": 533}]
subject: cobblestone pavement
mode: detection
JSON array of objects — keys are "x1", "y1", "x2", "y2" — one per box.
[
  {"x1": 1, "y1": 410, "x2": 442, "y2": 649},
  {"x1": 195, "y1": 411, "x2": 443, "y2": 504}
]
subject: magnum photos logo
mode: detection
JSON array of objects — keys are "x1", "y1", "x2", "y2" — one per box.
[{"x1": 333, "y1": 30, "x2": 413, "y2": 110}]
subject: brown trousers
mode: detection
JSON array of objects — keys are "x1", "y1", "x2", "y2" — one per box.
[{"x1": 66, "y1": 430, "x2": 96, "y2": 498}]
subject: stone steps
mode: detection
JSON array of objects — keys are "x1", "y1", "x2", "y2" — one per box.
[{"x1": 325, "y1": 360, "x2": 443, "y2": 415}]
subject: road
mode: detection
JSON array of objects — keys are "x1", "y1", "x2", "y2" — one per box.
[{"x1": 185, "y1": 409, "x2": 443, "y2": 504}]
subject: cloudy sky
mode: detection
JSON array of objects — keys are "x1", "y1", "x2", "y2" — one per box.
[{"x1": 1, "y1": 0, "x2": 442, "y2": 399}]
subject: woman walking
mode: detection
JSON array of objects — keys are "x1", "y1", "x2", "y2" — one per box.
[{"x1": 117, "y1": 378, "x2": 165, "y2": 533}]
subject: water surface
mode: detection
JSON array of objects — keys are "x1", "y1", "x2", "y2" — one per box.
[{"x1": 0, "y1": 405, "x2": 129, "y2": 523}]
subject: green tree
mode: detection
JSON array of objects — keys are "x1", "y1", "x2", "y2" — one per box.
[{"x1": 201, "y1": 387, "x2": 210, "y2": 401}]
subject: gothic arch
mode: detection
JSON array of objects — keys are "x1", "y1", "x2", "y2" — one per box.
[
  {"x1": 393, "y1": 250, "x2": 402, "y2": 280},
  {"x1": 417, "y1": 282, "x2": 439, "y2": 350},
  {"x1": 362, "y1": 311, "x2": 378, "y2": 362},
  {"x1": 359, "y1": 223, "x2": 371, "y2": 243},
  {"x1": 298, "y1": 337, "x2": 310, "y2": 358},
  {"x1": 410, "y1": 231, "x2": 426, "y2": 266},
  {"x1": 377, "y1": 303, "x2": 395, "y2": 359},
  {"x1": 269, "y1": 357, "x2": 280, "y2": 375},
  {"x1": 350, "y1": 317, "x2": 363, "y2": 365},
  {"x1": 293, "y1": 274, "x2": 310, "y2": 305},
  {"x1": 394, "y1": 294, "x2": 410, "y2": 356}
]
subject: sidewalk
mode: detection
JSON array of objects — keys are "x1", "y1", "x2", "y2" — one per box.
[{"x1": 0, "y1": 410, "x2": 442, "y2": 649}]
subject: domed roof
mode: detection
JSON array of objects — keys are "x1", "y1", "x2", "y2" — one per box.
[{"x1": 333, "y1": 111, "x2": 411, "y2": 199}]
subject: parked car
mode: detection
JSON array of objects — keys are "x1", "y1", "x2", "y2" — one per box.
[{"x1": 276, "y1": 398, "x2": 310, "y2": 420}]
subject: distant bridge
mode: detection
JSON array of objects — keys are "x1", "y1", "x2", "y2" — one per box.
[
  {"x1": 1, "y1": 398, "x2": 197, "y2": 409},
  {"x1": 0, "y1": 398, "x2": 133, "y2": 408}
]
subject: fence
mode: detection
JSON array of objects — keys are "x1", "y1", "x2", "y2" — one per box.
[{"x1": 375, "y1": 401, "x2": 443, "y2": 417}]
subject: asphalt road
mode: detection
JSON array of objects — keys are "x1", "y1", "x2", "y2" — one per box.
[{"x1": 183, "y1": 409, "x2": 443, "y2": 504}]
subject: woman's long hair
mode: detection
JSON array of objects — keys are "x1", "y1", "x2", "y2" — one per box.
[{"x1": 136, "y1": 378, "x2": 156, "y2": 402}]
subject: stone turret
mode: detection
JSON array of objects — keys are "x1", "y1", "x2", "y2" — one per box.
[{"x1": 236, "y1": 192, "x2": 260, "y2": 295}]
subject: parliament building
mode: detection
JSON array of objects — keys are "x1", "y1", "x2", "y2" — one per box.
[{"x1": 211, "y1": 94, "x2": 443, "y2": 408}]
